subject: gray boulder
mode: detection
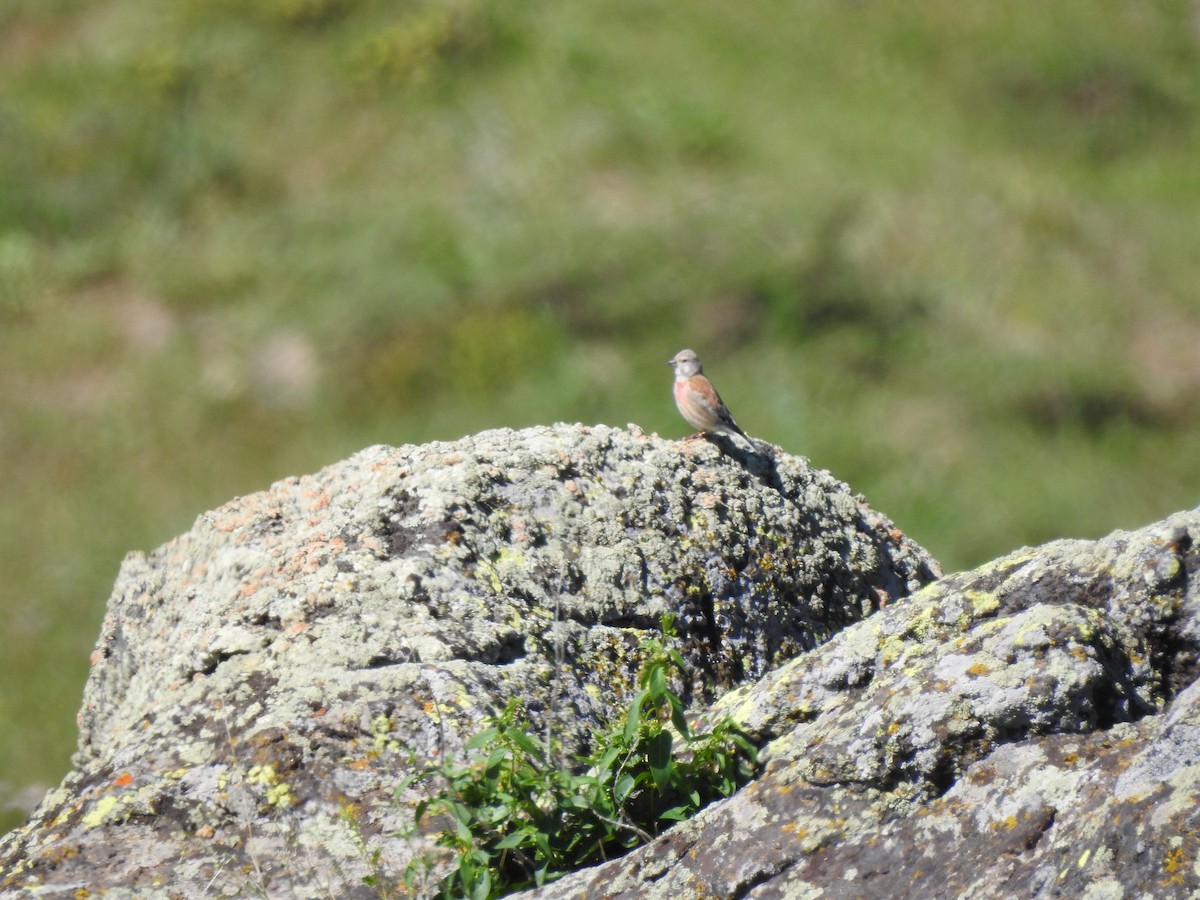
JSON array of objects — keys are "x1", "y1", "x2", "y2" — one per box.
[
  {"x1": 523, "y1": 510, "x2": 1200, "y2": 898},
  {"x1": 0, "y1": 423, "x2": 937, "y2": 897}
]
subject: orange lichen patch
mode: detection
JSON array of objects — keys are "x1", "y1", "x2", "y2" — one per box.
[
  {"x1": 368, "y1": 455, "x2": 410, "y2": 474},
  {"x1": 967, "y1": 661, "x2": 991, "y2": 676},
  {"x1": 781, "y1": 822, "x2": 809, "y2": 840},
  {"x1": 237, "y1": 579, "x2": 266, "y2": 599},
  {"x1": 277, "y1": 535, "x2": 348, "y2": 577},
  {"x1": 347, "y1": 758, "x2": 374, "y2": 771},
  {"x1": 113, "y1": 773, "x2": 134, "y2": 788},
  {"x1": 207, "y1": 497, "x2": 283, "y2": 534},
  {"x1": 195, "y1": 824, "x2": 215, "y2": 839}
]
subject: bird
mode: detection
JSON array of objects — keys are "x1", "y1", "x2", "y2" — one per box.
[{"x1": 667, "y1": 349, "x2": 749, "y2": 442}]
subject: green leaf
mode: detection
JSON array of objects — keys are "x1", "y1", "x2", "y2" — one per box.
[
  {"x1": 412, "y1": 797, "x2": 433, "y2": 823},
  {"x1": 614, "y1": 772, "x2": 636, "y2": 804},
  {"x1": 647, "y1": 730, "x2": 673, "y2": 790},
  {"x1": 495, "y1": 830, "x2": 529, "y2": 850},
  {"x1": 484, "y1": 746, "x2": 510, "y2": 771},
  {"x1": 509, "y1": 727, "x2": 544, "y2": 760},
  {"x1": 593, "y1": 742, "x2": 624, "y2": 775},
  {"x1": 666, "y1": 645, "x2": 686, "y2": 670},
  {"x1": 469, "y1": 867, "x2": 492, "y2": 900},
  {"x1": 658, "y1": 804, "x2": 693, "y2": 821},
  {"x1": 670, "y1": 701, "x2": 689, "y2": 738},
  {"x1": 466, "y1": 726, "x2": 500, "y2": 750},
  {"x1": 623, "y1": 689, "x2": 647, "y2": 740},
  {"x1": 453, "y1": 817, "x2": 475, "y2": 844},
  {"x1": 647, "y1": 663, "x2": 667, "y2": 700}
]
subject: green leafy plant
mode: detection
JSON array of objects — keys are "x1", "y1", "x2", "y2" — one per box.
[{"x1": 398, "y1": 630, "x2": 757, "y2": 899}]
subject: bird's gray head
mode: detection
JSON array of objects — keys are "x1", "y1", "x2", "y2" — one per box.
[{"x1": 668, "y1": 348, "x2": 703, "y2": 378}]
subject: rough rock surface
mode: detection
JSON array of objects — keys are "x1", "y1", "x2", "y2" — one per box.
[
  {"x1": 522, "y1": 509, "x2": 1200, "y2": 899},
  {"x1": 0, "y1": 423, "x2": 938, "y2": 897}
]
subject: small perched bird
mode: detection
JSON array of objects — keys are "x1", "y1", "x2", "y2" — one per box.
[{"x1": 667, "y1": 348, "x2": 749, "y2": 441}]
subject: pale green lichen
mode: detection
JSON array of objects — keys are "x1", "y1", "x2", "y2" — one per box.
[
  {"x1": 370, "y1": 714, "x2": 400, "y2": 753},
  {"x1": 246, "y1": 763, "x2": 296, "y2": 808}
]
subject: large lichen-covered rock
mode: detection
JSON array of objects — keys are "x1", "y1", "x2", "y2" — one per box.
[
  {"x1": 0, "y1": 423, "x2": 937, "y2": 897},
  {"x1": 522, "y1": 510, "x2": 1200, "y2": 899}
]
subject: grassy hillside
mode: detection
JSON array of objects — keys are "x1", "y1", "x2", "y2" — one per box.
[{"x1": 2, "y1": 0, "x2": 1198, "y2": 830}]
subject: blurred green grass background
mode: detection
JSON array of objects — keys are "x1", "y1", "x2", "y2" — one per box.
[{"x1": 2, "y1": 0, "x2": 1199, "y2": 831}]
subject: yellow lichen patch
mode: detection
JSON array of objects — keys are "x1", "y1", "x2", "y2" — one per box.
[
  {"x1": 781, "y1": 821, "x2": 809, "y2": 840},
  {"x1": 265, "y1": 781, "x2": 296, "y2": 808},
  {"x1": 246, "y1": 764, "x2": 278, "y2": 786},
  {"x1": 966, "y1": 591, "x2": 1000, "y2": 619},
  {"x1": 967, "y1": 661, "x2": 991, "y2": 677},
  {"x1": 369, "y1": 713, "x2": 400, "y2": 753},
  {"x1": 904, "y1": 605, "x2": 934, "y2": 632},
  {"x1": 81, "y1": 795, "x2": 120, "y2": 829},
  {"x1": 246, "y1": 763, "x2": 296, "y2": 808},
  {"x1": 1164, "y1": 846, "x2": 1185, "y2": 875},
  {"x1": 879, "y1": 644, "x2": 902, "y2": 667}
]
